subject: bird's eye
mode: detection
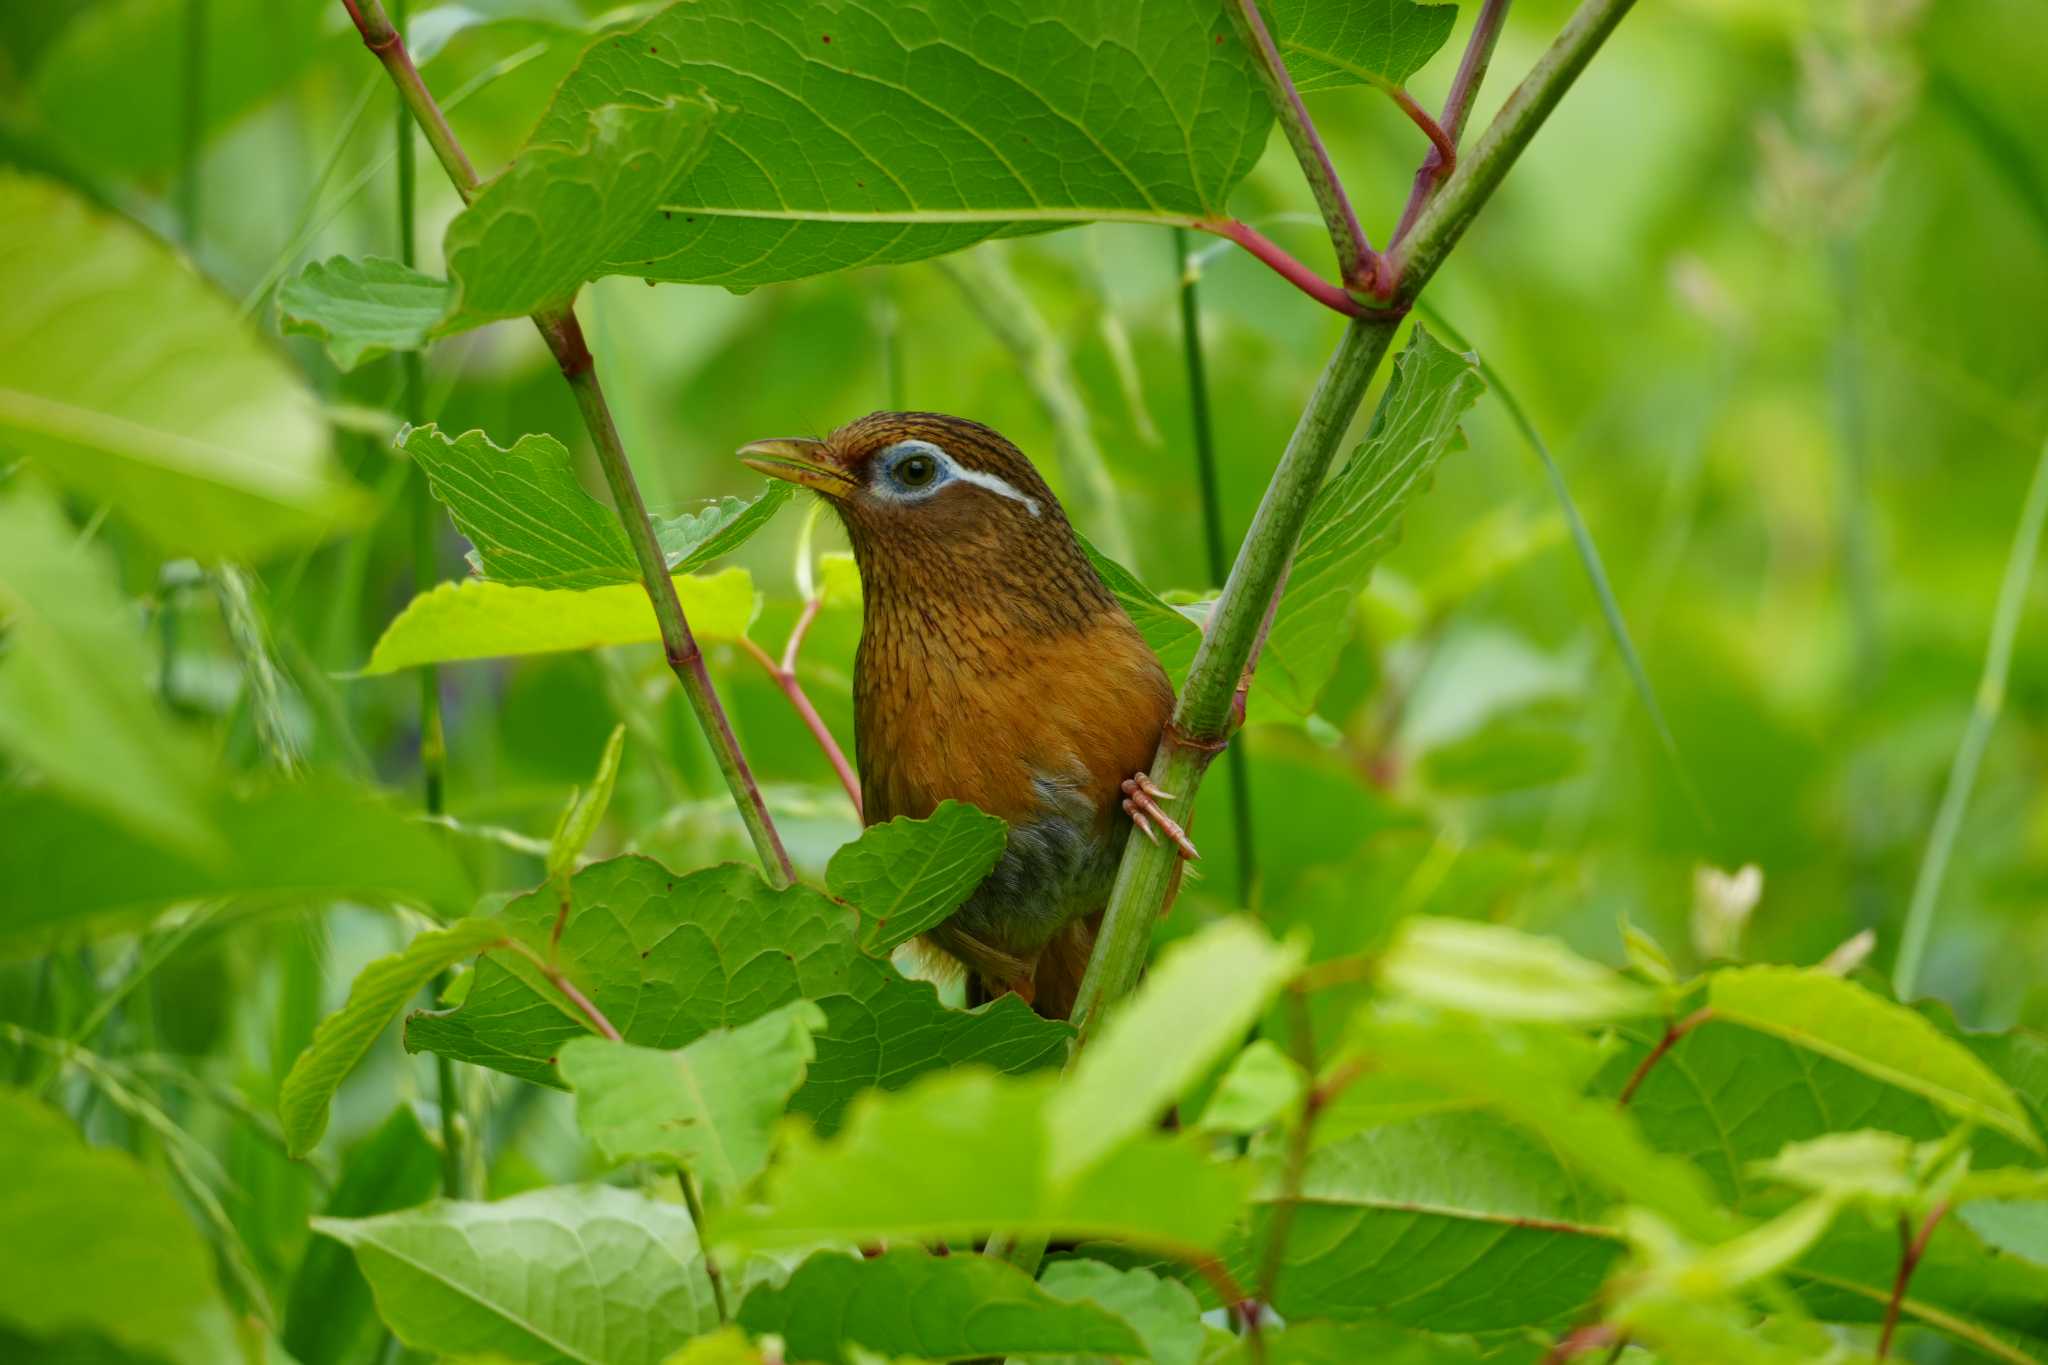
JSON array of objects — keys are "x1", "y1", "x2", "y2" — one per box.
[{"x1": 895, "y1": 453, "x2": 938, "y2": 487}]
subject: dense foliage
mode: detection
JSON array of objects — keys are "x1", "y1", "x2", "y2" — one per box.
[{"x1": 2, "y1": 1, "x2": 2046, "y2": 1363}]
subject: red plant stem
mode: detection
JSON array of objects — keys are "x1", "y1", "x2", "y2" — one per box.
[
  {"x1": 1616, "y1": 1006, "x2": 1714, "y2": 1106},
  {"x1": 340, "y1": 0, "x2": 478, "y2": 199},
  {"x1": 1387, "y1": 85, "x2": 1458, "y2": 181},
  {"x1": 1223, "y1": 0, "x2": 1376, "y2": 290},
  {"x1": 1195, "y1": 220, "x2": 1402, "y2": 320},
  {"x1": 1392, "y1": 0, "x2": 1512, "y2": 248},
  {"x1": 1878, "y1": 1203, "x2": 1950, "y2": 1359},
  {"x1": 1542, "y1": 1324, "x2": 1619, "y2": 1363},
  {"x1": 497, "y1": 938, "x2": 622, "y2": 1041},
  {"x1": 738, "y1": 628, "x2": 864, "y2": 819}
]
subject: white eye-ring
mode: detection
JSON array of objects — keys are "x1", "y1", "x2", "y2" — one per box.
[{"x1": 872, "y1": 440, "x2": 1041, "y2": 517}]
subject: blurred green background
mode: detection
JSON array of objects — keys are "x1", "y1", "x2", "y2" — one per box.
[{"x1": 2, "y1": 0, "x2": 2045, "y2": 1303}]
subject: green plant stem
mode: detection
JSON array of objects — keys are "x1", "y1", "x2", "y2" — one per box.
[
  {"x1": 1223, "y1": 0, "x2": 1374, "y2": 289},
  {"x1": 677, "y1": 1170, "x2": 730, "y2": 1323},
  {"x1": 338, "y1": 0, "x2": 795, "y2": 887},
  {"x1": 1894, "y1": 434, "x2": 2048, "y2": 999},
  {"x1": 1172, "y1": 228, "x2": 1257, "y2": 904},
  {"x1": 1392, "y1": 0, "x2": 1511, "y2": 247},
  {"x1": 1390, "y1": 0, "x2": 1638, "y2": 303},
  {"x1": 1075, "y1": 0, "x2": 1645, "y2": 1044}
]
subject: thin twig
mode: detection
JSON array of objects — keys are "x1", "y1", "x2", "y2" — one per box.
[
  {"x1": 1196, "y1": 219, "x2": 1388, "y2": 318},
  {"x1": 1878, "y1": 1203, "x2": 1950, "y2": 1359},
  {"x1": 1895, "y1": 434, "x2": 2048, "y2": 998},
  {"x1": 678, "y1": 1171, "x2": 730, "y2": 1324},
  {"x1": 1222, "y1": 0, "x2": 1376, "y2": 289},
  {"x1": 497, "y1": 938, "x2": 622, "y2": 1041},
  {"x1": 737, "y1": 627, "x2": 863, "y2": 818},
  {"x1": 335, "y1": 0, "x2": 795, "y2": 886},
  {"x1": 1616, "y1": 1007, "x2": 1714, "y2": 1107},
  {"x1": 1392, "y1": 0, "x2": 1512, "y2": 247},
  {"x1": 1386, "y1": 86, "x2": 1457, "y2": 181}
]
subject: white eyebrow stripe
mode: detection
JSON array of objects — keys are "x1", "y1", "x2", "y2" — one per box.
[{"x1": 951, "y1": 464, "x2": 1041, "y2": 517}]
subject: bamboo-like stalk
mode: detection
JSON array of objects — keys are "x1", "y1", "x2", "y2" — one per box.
[
  {"x1": 335, "y1": 0, "x2": 794, "y2": 887},
  {"x1": 1074, "y1": 0, "x2": 1643, "y2": 1041}
]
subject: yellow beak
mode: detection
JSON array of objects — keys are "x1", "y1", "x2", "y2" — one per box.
[{"x1": 737, "y1": 437, "x2": 857, "y2": 499}]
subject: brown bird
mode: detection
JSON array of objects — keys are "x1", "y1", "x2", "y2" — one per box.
[{"x1": 741, "y1": 412, "x2": 1197, "y2": 1018}]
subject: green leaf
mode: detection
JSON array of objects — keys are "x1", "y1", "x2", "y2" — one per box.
[
  {"x1": 0, "y1": 170, "x2": 362, "y2": 559},
  {"x1": 442, "y1": 96, "x2": 722, "y2": 329},
  {"x1": 1079, "y1": 534, "x2": 1204, "y2": 685},
  {"x1": 560, "y1": 1000, "x2": 826, "y2": 1207},
  {"x1": 826, "y1": 800, "x2": 1010, "y2": 956},
  {"x1": 1262, "y1": 325, "x2": 1483, "y2": 714},
  {"x1": 361, "y1": 567, "x2": 757, "y2": 674},
  {"x1": 0, "y1": 1090, "x2": 237, "y2": 1365},
  {"x1": 714, "y1": 1068, "x2": 1252, "y2": 1258},
  {"x1": 1194, "y1": 1040, "x2": 1305, "y2": 1136},
  {"x1": 737, "y1": 1248, "x2": 1143, "y2": 1363},
  {"x1": 282, "y1": 1105, "x2": 445, "y2": 1365},
  {"x1": 0, "y1": 489, "x2": 218, "y2": 857},
  {"x1": 1036, "y1": 1260, "x2": 1205, "y2": 1365},
  {"x1": 657, "y1": 480, "x2": 796, "y2": 574},
  {"x1": 315, "y1": 1185, "x2": 718, "y2": 1365},
  {"x1": 402, "y1": 858, "x2": 1071, "y2": 1131},
  {"x1": 1264, "y1": 0, "x2": 1461, "y2": 93},
  {"x1": 276, "y1": 256, "x2": 453, "y2": 371},
  {"x1": 548, "y1": 723, "x2": 627, "y2": 882},
  {"x1": 1053, "y1": 917, "x2": 1304, "y2": 1177},
  {"x1": 0, "y1": 780, "x2": 475, "y2": 951},
  {"x1": 280, "y1": 918, "x2": 506, "y2": 1157},
  {"x1": 404, "y1": 424, "x2": 636, "y2": 589},
  {"x1": 1377, "y1": 917, "x2": 1661, "y2": 1024},
  {"x1": 533, "y1": 0, "x2": 1270, "y2": 289},
  {"x1": 1748, "y1": 1131, "x2": 1924, "y2": 1206},
  {"x1": 1258, "y1": 1110, "x2": 1624, "y2": 1331},
  {"x1": 1338, "y1": 1011, "x2": 1735, "y2": 1240},
  {"x1": 1708, "y1": 966, "x2": 2042, "y2": 1152}
]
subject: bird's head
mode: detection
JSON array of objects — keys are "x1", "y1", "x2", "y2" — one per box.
[{"x1": 740, "y1": 412, "x2": 1110, "y2": 630}]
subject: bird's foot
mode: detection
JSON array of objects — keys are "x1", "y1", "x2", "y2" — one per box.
[{"x1": 1121, "y1": 772, "x2": 1200, "y2": 860}]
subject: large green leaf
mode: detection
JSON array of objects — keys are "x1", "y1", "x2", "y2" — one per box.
[
  {"x1": 1052, "y1": 917, "x2": 1303, "y2": 1177},
  {"x1": 1037, "y1": 1259, "x2": 1205, "y2": 1365},
  {"x1": 560, "y1": 1000, "x2": 826, "y2": 1207},
  {"x1": 0, "y1": 489, "x2": 216, "y2": 856},
  {"x1": 736, "y1": 1248, "x2": 1144, "y2": 1363},
  {"x1": 1257, "y1": 1110, "x2": 1624, "y2": 1331},
  {"x1": 1261, "y1": 325, "x2": 1483, "y2": 714},
  {"x1": 315, "y1": 1185, "x2": 719, "y2": 1365},
  {"x1": 276, "y1": 256, "x2": 453, "y2": 372},
  {"x1": 1708, "y1": 967, "x2": 2041, "y2": 1152},
  {"x1": 826, "y1": 800, "x2": 1010, "y2": 955},
  {"x1": 0, "y1": 781, "x2": 475, "y2": 952},
  {"x1": 361, "y1": 567, "x2": 757, "y2": 674},
  {"x1": 404, "y1": 425, "x2": 636, "y2": 589},
  {"x1": 443, "y1": 95, "x2": 721, "y2": 328},
  {"x1": 1377, "y1": 917, "x2": 1660, "y2": 1024},
  {"x1": 0, "y1": 171, "x2": 360, "y2": 559},
  {"x1": 0, "y1": 1091, "x2": 237, "y2": 1365},
  {"x1": 1265, "y1": 0, "x2": 1460, "y2": 93},
  {"x1": 533, "y1": 0, "x2": 1271, "y2": 289},
  {"x1": 281, "y1": 1105, "x2": 445, "y2": 1365},
  {"x1": 403, "y1": 858, "x2": 1070, "y2": 1130},
  {"x1": 711, "y1": 1067, "x2": 1253, "y2": 1257},
  {"x1": 280, "y1": 919, "x2": 507, "y2": 1157}
]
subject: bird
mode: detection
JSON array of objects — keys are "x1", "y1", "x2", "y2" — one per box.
[{"x1": 741, "y1": 412, "x2": 1198, "y2": 1019}]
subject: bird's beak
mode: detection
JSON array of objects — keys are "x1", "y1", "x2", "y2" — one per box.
[{"x1": 737, "y1": 437, "x2": 857, "y2": 499}]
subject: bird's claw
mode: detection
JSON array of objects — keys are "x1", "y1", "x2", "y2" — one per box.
[{"x1": 1120, "y1": 771, "x2": 1199, "y2": 861}]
